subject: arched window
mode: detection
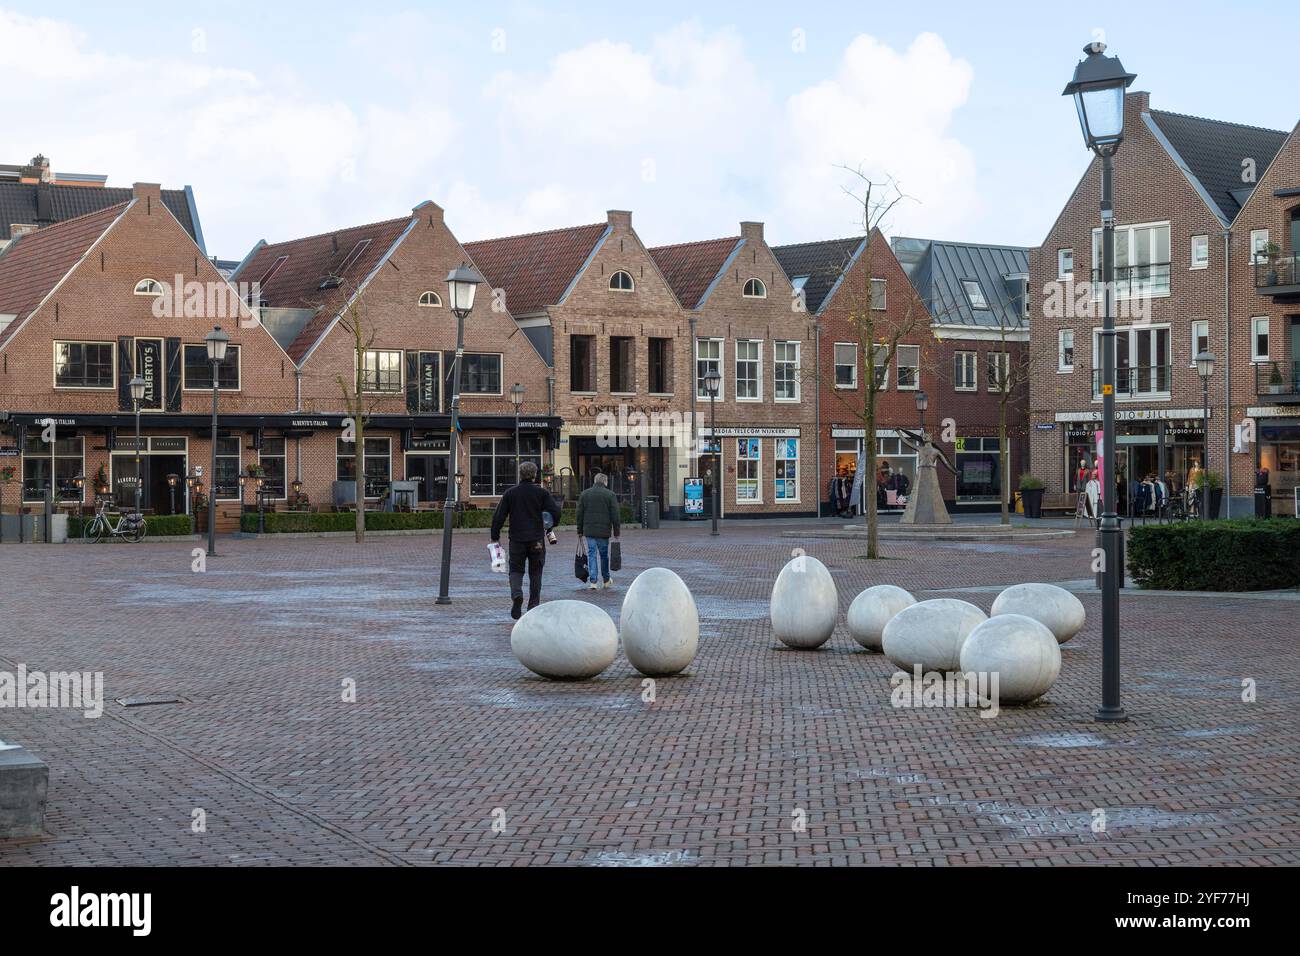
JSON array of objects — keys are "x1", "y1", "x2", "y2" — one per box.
[
  {"x1": 609, "y1": 270, "x2": 635, "y2": 292},
  {"x1": 743, "y1": 278, "x2": 767, "y2": 298},
  {"x1": 418, "y1": 291, "x2": 442, "y2": 307},
  {"x1": 134, "y1": 278, "x2": 163, "y2": 296}
]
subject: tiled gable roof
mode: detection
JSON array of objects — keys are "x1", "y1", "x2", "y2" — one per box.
[
  {"x1": 892, "y1": 237, "x2": 1029, "y2": 330},
  {"x1": 771, "y1": 237, "x2": 863, "y2": 314},
  {"x1": 1147, "y1": 109, "x2": 1288, "y2": 223},
  {"x1": 234, "y1": 215, "x2": 414, "y2": 364},
  {"x1": 0, "y1": 182, "x2": 197, "y2": 243},
  {"x1": 648, "y1": 236, "x2": 741, "y2": 310},
  {"x1": 0, "y1": 202, "x2": 129, "y2": 349},
  {"x1": 464, "y1": 223, "x2": 608, "y2": 316}
]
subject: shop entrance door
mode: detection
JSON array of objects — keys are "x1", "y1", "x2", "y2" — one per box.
[
  {"x1": 405, "y1": 453, "x2": 448, "y2": 504},
  {"x1": 149, "y1": 455, "x2": 187, "y2": 515}
]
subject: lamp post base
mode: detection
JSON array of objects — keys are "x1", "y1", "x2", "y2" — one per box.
[
  {"x1": 434, "y1": 596, "x2": 451, "y2": 606},
  {"x1": 1095, "y1": 706, "x2": 1129, "y2": 723}
]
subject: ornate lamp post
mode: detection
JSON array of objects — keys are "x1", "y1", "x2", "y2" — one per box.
[
  {"x1": 238, "y1": 474, "x2": 248, "y2": 517},
  {"x1": 510, "y1": 382, "x2": 526, "y2": 482},
  {"x1": 1064, "y1": 40, "x2": 1137, "y2": 723},
  {"x1": 1196, "y1": 351, "x2": 1216, "y2": 520},
  {"x1": 703, "y1": 367, "x2": 721, "y2": 536},
  {"x1": 915, "y1": 390, "x2": 929, "y2": 433},
  {"x1": 255, "y1": 475, "x2": 266, "y2": 534},
  {"x1": 129, "y1": 376, "x2": 147, "y2": 519},
  {"x1": 436, "y1": 265, "x2": 483, "y2": 605},
  {"x1": 205, "y1": 326, "x2": 229, "y2": 555},
  {"x1": 166, "y1": 473, "x2": 179, "y2": 516}
]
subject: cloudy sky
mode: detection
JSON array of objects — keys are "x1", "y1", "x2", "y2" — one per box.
[{"x1": 3, "y1": 1, "x2": 1296, "y2": 260}]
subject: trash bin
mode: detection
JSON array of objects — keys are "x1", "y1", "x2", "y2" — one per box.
[{"x1": 642, "y1": 496, "x2": 660, "y2": 529}]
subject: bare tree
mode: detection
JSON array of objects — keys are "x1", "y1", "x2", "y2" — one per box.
[{"x1": 329, "y1": 282, "x2": 382, "y2": 544}]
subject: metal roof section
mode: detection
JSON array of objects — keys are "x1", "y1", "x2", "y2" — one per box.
[{"x1": 892, "y1": 236, "x2": 1030, "y2": 331}]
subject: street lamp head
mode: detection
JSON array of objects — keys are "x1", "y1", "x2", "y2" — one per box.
[
  {"x1": 510, "y1": 382, "x2": 525, "y2": 408},
  {"x1": 291, "y1": 479, "x2": 303, "y2": 495},
  {"x1": 455, "y1": 471, "x2": 464, "y2": 488},
  {"x1": 703, "y1": 367, "x2": 721, "y2": 397},
  {"x1": 186, "y1": 474, "x2": 197, "y2": 489},
  {"x1": 915, "y1": 390, "x2": 929, "y2": 413},
  {"x1": 1063, "y1": 42, "x2": 1136, "y2": 152},
  {"x1": 205, "y1": 325, "x2": 230, "y2": 363},
  {"x1": 446, "y1": 265, "x2": 483, "y2": 317},
  {"x1": 167, "y1": 473, "x2": 178, "y2": 487},
  {"x1": 1195, "y1": 350, "x2": 1216, "y2": 380},
  {"x1": 238, "y1": 474, "x2": 247, "y2": 488},
  {"x1": 129, "y1": 376, "x2": 147, "y2": 403},
  {"x1": 73, "y1": 474, "x2": 85, "y2": 489}
]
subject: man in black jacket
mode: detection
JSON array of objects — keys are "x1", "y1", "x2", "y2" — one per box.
[{"x1": 491, "y1": 461, "x2": 563, "y2": 619}]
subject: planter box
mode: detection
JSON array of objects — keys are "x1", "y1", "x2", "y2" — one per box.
[{"x1": 0, "y1": 744, "x2": 48, "y2": 838}]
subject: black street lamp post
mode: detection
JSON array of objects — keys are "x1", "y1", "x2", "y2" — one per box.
[
  {"x1": 915, "y1": 390, "x2": 929, "y2": 433},
  {"x1": 510, "y1": 382, "x2": 525, "y2": 482},
  {"x1": 166, "y1": 474, "x2": 179, "y2": 516},
  {"x1": 205, "y1": 326, "x2": 229, "y2": 555},
  {"x1": 1064, "y1": 41, "x2": 1137, "y2": 723},
  {"x1": 436, "y1": 266, "x2": 483, "y2": 605},
  {"x1": 703, "y1": 367, "x2": 720, "y2": 536},
  {"x1": 129, "y1": 376, "x2": 147, "y2": 522},
  {"x1": 1196, "y1": 351, "x2": 1216, "y2": 520}
]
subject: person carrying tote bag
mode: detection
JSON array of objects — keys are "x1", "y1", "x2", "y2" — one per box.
[
  {"x1": 574, "y1": 537, "x2": 590, "y2": 583},
  {"x1": 576, "y1": 472, "x2": 621, "y2": 589}
]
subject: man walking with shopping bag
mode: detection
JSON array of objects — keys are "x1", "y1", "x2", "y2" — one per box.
[
  {"x1": 576, "y1": 472, "x2": 621, "y2": 590},
  {"x1": 491, "y1": 461, "x2": 563, "y2": 620}
]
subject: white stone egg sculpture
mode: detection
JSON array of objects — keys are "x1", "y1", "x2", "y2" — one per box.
[
  {"x1": 511, "y1": 600, "x2": 618, "y2": 680},
  {"x1": 959, "y1": 613, "x2": 1062, "y2": 703},
  {"x1": 881, "y1": 598, "x2": 987, "y2": 672},
  {"x1": 847, "y1": 585, "x2": 917, "y2": 651},
  {"x1": 770, "y1": 555, "x2": 839, "y2": 649},
  {"x1": 620, "y1": 568, "x2": 699, "y2": 676},
  {"x1": 990, "y1": 583, "x2": 1086, "y2": 644}
]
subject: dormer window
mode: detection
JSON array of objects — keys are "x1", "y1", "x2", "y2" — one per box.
[
  {"x1": 961, "y1": 279, "x2": 989, "y2": 311},
  {"x1": 134, "y1": 278, "x2": 163, "y2": 296},
  {"x1": 609, "y1": 270, "x2": 635, "y2": 292},
  {"x1": 743, "y1": 278, "x2": 767, "y2": 298},
  {"x1": 418, "y1": 291, "x2": 443, "y2": 307}
]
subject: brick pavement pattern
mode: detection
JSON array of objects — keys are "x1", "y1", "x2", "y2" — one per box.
[{"x1": 1, "y1": 523, "x2": 1297, "y2": 866}]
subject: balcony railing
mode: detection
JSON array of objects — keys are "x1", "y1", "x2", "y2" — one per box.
[
  {"x1": 1090, "y1": 262, "x2": 1171, "y2": 298},
  {"x1": 1256, "y1": 361, "x2": 1300, "y2": 401},
  {"x1": 1091, "y1": 365, "x2": 1172, "y2": 399},
  {"x1": 1255, "y1": 253, "x2": 1300, "y2": 293}
]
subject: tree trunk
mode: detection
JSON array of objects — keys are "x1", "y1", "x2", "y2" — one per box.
[
  {"x1": 999, "y1": 392, "x2": 1010, "y2": 525},
  {"x1": 864, "y1": 403, "x2": 878, "y2": 559}
]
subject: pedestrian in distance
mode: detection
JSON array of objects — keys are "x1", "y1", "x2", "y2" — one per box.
[
  {"x1": 491, "y1": 461, "x2": 563, "y2": 620},
  {"x1": 576, "y1": 472, "x2": 621, "y2": 590}
]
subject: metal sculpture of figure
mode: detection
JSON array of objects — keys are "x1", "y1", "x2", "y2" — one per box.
[{"x1": 897, "y1": 428, "x2": 956, "y2": 525}]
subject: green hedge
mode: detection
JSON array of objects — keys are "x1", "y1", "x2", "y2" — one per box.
[
  {"x1": 1127, "y1": 518, "x2": 1300, "y2": 591},
  {"x1": 241, "y1": 504, "x2": 634, "y2": 534},
  {"x1": 69, "y1": 514, "x2": 194, "y2": 538}
]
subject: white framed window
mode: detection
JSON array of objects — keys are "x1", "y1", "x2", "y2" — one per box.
[
  {"x1": 1058, "y1": 330, "x2": 1074, "y2": 372},
  {"x1": 1252, "y1": 317, "x2": 1270, "y2": 362},
  {"x1": 1058, "y1": 249, "x2": 1074, "y2": 279},
  {"x1": 609, "y1": 270, "x2": 635, "y2": 292},
  {"x1": 1190, "y1": 235, "x2": 1209, "y2": 270},
  {"x1": 834, "y1": 343, "x2": 857, "y2": 389},
  {"x1": 133, "y1": 278, "x2": 163, "y2": 296},
  {"x1": 774, "y1": 341, "x2": 800, "y2": 401},
  {"x1": 695, "y1": 337, "x2": 724, "y2": 400},
  {"x1": 418, "y1": 291, "x2": 442, "y2": 307},
  {"x1": 360, "y1": 349, "x2": 403, "y2": 393},
  {"x1": 1250, "y1": 230, "x2": 1270, "y2": 264},
  {"x1": 1091, "y1": 325, "x2": 1172, "y2": 398},
  {"x1": 53, "y1": 341, "x2": 115, "y2": 389},
  {"x1": 743, "y1": 278, "x2": 767, "y2": 298},
  {"x1": 954, "y1": 350, "x2": 977, "y2": 391},
  {"x1": 987, "y1": 351, "x2": 1010, "y2": 392},
  {"x1": 870, "y1": 278, "x2": 887, "y2": 310},
  {"x1": 735, "y1": 438, "x2": 761, "y2": 503},
  {"x1": 735, "y1": 339, "x2": 761, "y2": 400},
  {"x1": 962, "y1": 279, "x2": 989, "y2": 311},
  {"x1": 1091, "y1": 221, "x2": 1171, "y2": 297},
  {"x1": 872, "y1": 343, "x2": 890, "y2": 390},
  {"x1": 1190, "y1": 321, "x2": 1209, "y2": 365},
  {"x1": 896, "y1": 344, "x2": 920, "y2": 390},
  {"x1": 775, "y1": 437, "x2": 799, "y2": 502}
]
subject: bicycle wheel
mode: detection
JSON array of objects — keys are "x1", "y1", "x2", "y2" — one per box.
[
  {"x1": 128, "y1": 515, "x2": 147, "y2": 543},
  {"x1": 85, "y1": 516, "x2": 106, "y2": 543}
]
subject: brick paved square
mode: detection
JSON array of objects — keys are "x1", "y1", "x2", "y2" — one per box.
[{"x1": 1, "y1": 522, "x2": 1297, "y2": 866}]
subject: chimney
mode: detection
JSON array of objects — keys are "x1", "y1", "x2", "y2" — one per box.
[
  {"x1": 19, "y1": 154, "x2": 50, "y2": 184},
  {"x1": 607, "y1": 210, "x2": 632, "y2": 231},
  {"x1": 132, "y1": 182, "x2": 162, "y2": 203},
  {"x1": 1126, "y1": 90, "x2": 1150, "y2": 115},
  {"x1": 740, "y1": 221, "x2": 764, "y2": 243}
]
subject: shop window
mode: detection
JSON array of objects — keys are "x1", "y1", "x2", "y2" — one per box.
[
  {"x1": 735, "y1": 339, "x2": 761, "y2": 400},
  {"x1": 834, "y1": 343, "x2": 857, "y2": 388},
  {"x1": 649, "y1": 337, "x2": 672, "y2": 394},
  {"x1": 954, "y1": 350, "x2": 977, "y2": 390},
  {"x1": 22, "y1": 434, "x2": 84, "y2": 502},
  {"x1": 775, "y1": 438, "x2": 798, "y2": 501},
  {"x1": 774, "y1": 341, "x2": 800, "y2": 401},
  {"x1": 470, "y1": 436, "x2": 542, "y2": 497},
  {"x1": 696, "y1": 338, "x2": 723, "y2": 399},
  {"x1": 459, "y1": 353, "x2": 502, "y2": 394},
  {"x1": 735, "y1": 439, "x2": 761, "y2": 503},
  {"x1": 183, "y1": 344, "x2": 240, "y2": 390},
  {"x1": 54, "y1": 341, "x2": 114, "y2": 389},
  {"x1": 610, "y1": 336, "x2": 635, "y2": 393},
  {"x1": 336, "y1": 437, "x2": 392, "y2": 498},
  {"x1": 259, "y1": 437, "x2": 287, "y2": 499},
  {"x1": 570, "y1": 335, "x2": 595, "y2": 393},
  {"x1": 360, "y1": 349, "x2": 403, "y2": 393},
  {"x1": 955, "y1": 436, "x2": 1004, "y2": 501}
]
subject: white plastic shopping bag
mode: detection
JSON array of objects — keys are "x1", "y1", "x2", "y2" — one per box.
[{"x1": 488, "y1": 542, "x2": 506, "y2": 573}]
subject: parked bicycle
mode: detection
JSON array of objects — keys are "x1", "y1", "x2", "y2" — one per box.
[{"x1": 82, "y1": 498, "x2": 147, "y2": 543}]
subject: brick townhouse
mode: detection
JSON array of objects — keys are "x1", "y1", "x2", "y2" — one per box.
[
  {"x1": 1028, "y1": 90, "x2": 1290, "y2": 516},
  {"x1": 894, "y1": 237, "x2": 1031, "y2": 511},
  {"x1": 650, "y1": 221, "x2": 819, "y2": 518},
  {"x1": 466, "y1": 211, "x2": 694, "y2": 516},
  {"x1": 232, "y1": 201, "x2": 556, "y2": 514},
  {"x1": 1228, "y1": 120, "x2": 1300, "y2": 516},
  {"x1": 0, "y1": 182, "x2": 293, "y2": 521},
  {"x1": 773, "y1": 229, "x2": 940, "y2": 513}
]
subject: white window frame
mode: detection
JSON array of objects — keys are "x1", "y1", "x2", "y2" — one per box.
[
  {"x1": 695, "y1": 337, "x2": 724, "y2": 401},
  {"x1": 734, "y1": 339, "x2": 762, "y2": 401},
  {"x1": 742, "y1": 278, "x2": 767, "y2": 299},
  {"x1": 609, "y1": 270, "x2": 635, "y2": 292},
  {"x1": 359, "y1": 348, "x2": 404, "y2": 394},
  {"x1": 872, "y1": 343, "x2": 890, "y2": 390},
  {"x1": 214, "y1": 435, "x2": 242, "y2": 500},
  {"x1": 870, "y1": 278, "x2": 887, "y2": 310},
  {"x1": 734, "y1": 438, "x2": 762, "y2": 504},
  {"x1": 954, "y1": 350, "x2": 977, "y2": 391},
  {"x1": 1091, "y1": 220, "x2": 1172, "y2": 299},
  {"x1": 52, "y1": 340, "x2": 116, "y2": 391},
  {"x1": 774, "y1": 437, "x2": 799, "y2": 503},
  {"x1": 418, "y1": 291, "x2": 442, "y2": 307},
  {"x1": 1090, "y1": 324, "x2": 1173, "y2": 399},
  {"x1": 1190, "y1": 321, "x2": 1209, "y2": 366},
  {"x1": 182, "y1": 343, "x2": 242, "y2": 392},
  {"x1": 133, "y1": 278, "x2": 163, "y2": 296},
  {"x1": 774, "y1": 340, "x2": 800, "y2": 402},
  {"x1": 1252, "y1": 317, "x2": 1270, "y2": 363},
  {"x1": 833, "y1": 342, "x2": 857, "y2": 389},
  {"x1": 987, "y1": 351, "x2": 1010, "y2": 392},
  {"x1": 1058, "y1": 330, "x2": 1074, "y2": 372},
  {"x1": 1250, "y1": 230, "x2": 1270, "y2": 264},
  {"x1": 962, "y1": 279, "x2": 989, "y2": 311},
  {"x1": 895, "y1": 344, "x2": 920, "y2": 390},
  {"x1": 1190, "y1": 235, "x2": 1209, "y2": 270},
  {"x1": 257, "y1": 436, "x2": 289, "y2": 502},
  {"x1": 1058, "y1": 249, "x2": 1074, "y2": 279}
]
